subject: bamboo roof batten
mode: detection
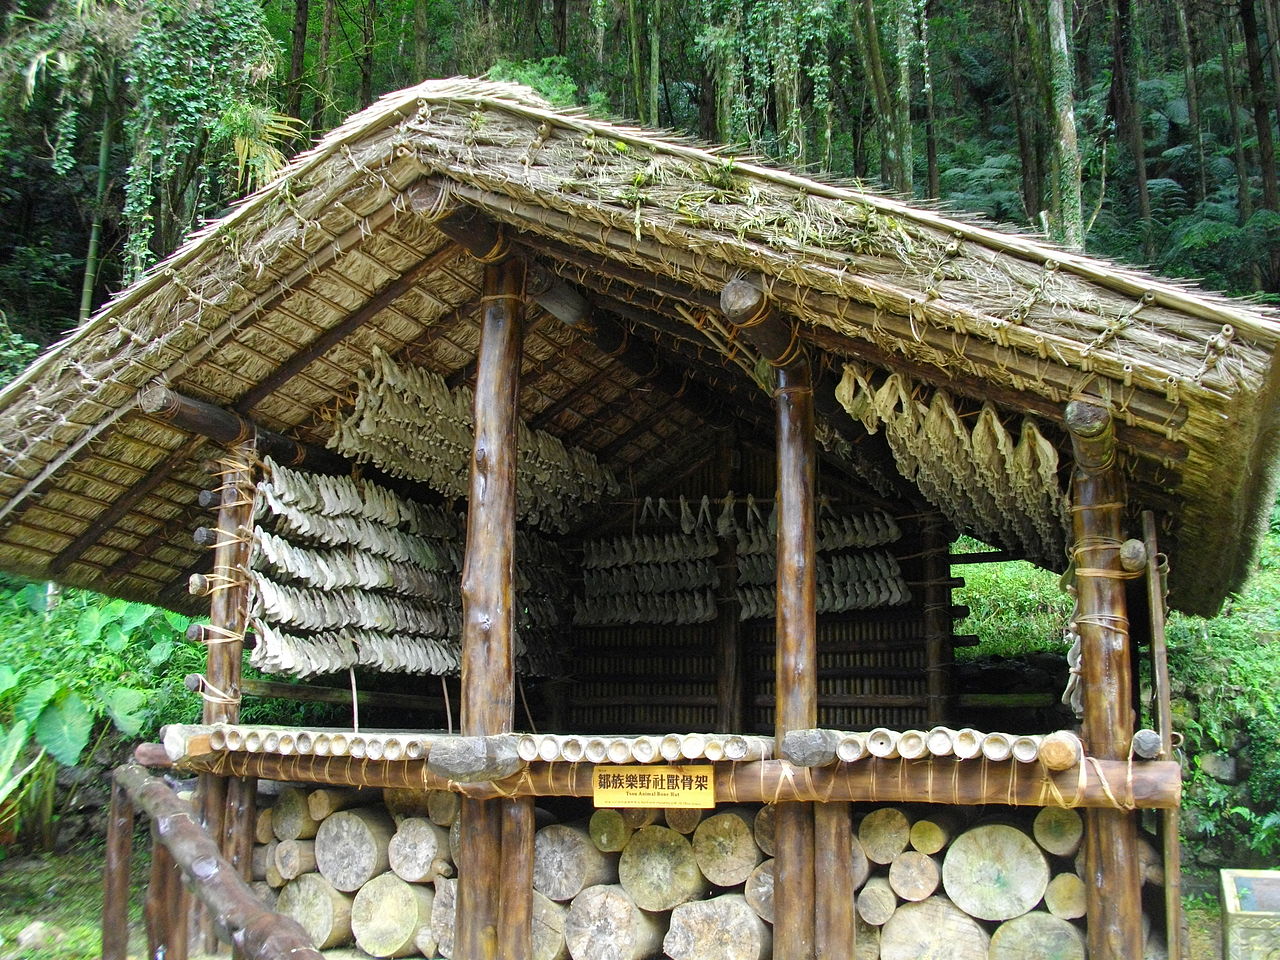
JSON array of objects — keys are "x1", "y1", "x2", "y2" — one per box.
[{"x1": 0, "y1": 79, "x2": 1275, "y2": 614}]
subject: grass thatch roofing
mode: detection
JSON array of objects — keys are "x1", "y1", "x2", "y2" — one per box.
[{"x1": 0, "y1": 78, "x2": 1277, "y2": 616}]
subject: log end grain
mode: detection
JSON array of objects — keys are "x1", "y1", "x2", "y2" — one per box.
[
  {"x1": 618, "y1": 825, "x2": 709, "y2": 912},
  {"x1": 942, "y1": 823, "x2": 1049, "y2": 922},
  {"x1": 879, "y1": 895, "x2": 990, "y2": 960},
  {"x1": 350, "y1": 872, "x2": 434, "y2": 958}
]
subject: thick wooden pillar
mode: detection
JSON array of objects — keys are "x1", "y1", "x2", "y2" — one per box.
[
  {"x1": 457, "y1": 256, "x2": 529, "y2": 960},
  {"x1": 773, "y1": 360, "x2": 818, "y2": 960},
  {"x1": 1065, "y1": 400, "x2": 1143, "y2": 960}
]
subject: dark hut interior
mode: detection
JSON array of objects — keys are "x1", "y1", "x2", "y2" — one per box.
[{"x1": 2, "y1": 79, "x2": 1279, "y2": 960}]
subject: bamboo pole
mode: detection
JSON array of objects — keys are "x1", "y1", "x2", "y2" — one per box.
[
  {"x1": 1144, "y1": 510, "x2": 1184, "y2": 960},
  {"x1": 115, "y1": 763, "x2": 322, "y2": 960},
  {"x1": 1065, "y1": 400, "x2": 1143, "y2": 960},
  {"x1": 102, "y1": 780, "x2": 133, "y2": 960},
  {"x1": 193, "y1": 751, "x2": 1181, "y2": 808},
  {"x1": 457, "y1": 254, "x2": 525, "y2": 960},
  {"x1": 772, "y1": 352, "x2": 817, "y2": 960}
]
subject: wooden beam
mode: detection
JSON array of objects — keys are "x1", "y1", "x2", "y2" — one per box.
[
  {"x1": 457, "y1": 257, "x2": 525, "y2": 960},
  {"x1": 773, "y1": 357, "x2": 817, "y2": 960},
  {"x1": 192, "y1": 752, "x2": 1184, "y2": 809},
  {"x1": 139, "y1": 386, "x2": 347, "y2": 474},
  {"x1": 1065, "y1": 399, "x2": 1143, "y2": 960},
  {"x1": 921, "y1": 515, "x2": 953, "y2": 725}
]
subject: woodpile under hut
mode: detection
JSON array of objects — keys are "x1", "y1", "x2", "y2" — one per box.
[{"x1": 252, "y1": 782, "x2": 1170, "y2": 959}]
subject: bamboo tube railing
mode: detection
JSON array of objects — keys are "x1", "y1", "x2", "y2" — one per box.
[
  {"x1": 174, "y1": 750, "x2": 1181, "y2": 809},
  {"x1": 103, "y1": 763, "x2": 322, "y2": 960}
]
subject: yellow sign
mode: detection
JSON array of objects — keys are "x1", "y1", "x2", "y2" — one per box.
[{"x1": 592, "y1": 765, "x2": 716, "y2": 809}]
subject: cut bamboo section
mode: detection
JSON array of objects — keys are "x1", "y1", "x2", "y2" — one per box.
[
  {"x1": 350, "y1": 872, "x2": 433, "y2": 958},
  {"x1": 387, "y1": 817, "x2": 452, "y2": 882},
  {"x1": 859, "y1": 807, "x2": 912, "y2": 864},
  {"x1": 989, "y1": 912, "x2": 1086, "y2": 960},
  {"x1": 277, "y1": 873, "x2": 354, "y2": 950},
  {"x1": 692, "y1": 808, "x2": 763, "y2": 886},
  {"x1": 942, "y1": 823, "x2": 1049, "y2": 921},
  {"x1": 533, "y1": 823, "x2": 618, "y2": 902},
  {"x1": 1039, "y1": 731, "x2": 1083, "y2": 771},
  {"x1": 879, "y1": 896, "x2": 990, "y2": 959},
  {"x1": 314, "y1": 807, "x2": 396, "y2": 893},
  {"x1": 664, "y1": 893, "x2": 771, "y2": 960},
  {"x1": 564, "y1": 884, "x2": 665, "y2": 960},
  {"x1": 896, "y1": 730, "x2": 929, "y2": 760},
  {"x1": 866, "y1": 728, "x2": 900, "y2": 759},
  {"x1": 618, "y1": 825, "x2": 708, "y2": 911}
]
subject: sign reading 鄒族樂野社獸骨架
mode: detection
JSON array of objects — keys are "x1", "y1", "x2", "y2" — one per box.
[{"x1": 592, "y1": 765, "x2": 715, "y2": 808}]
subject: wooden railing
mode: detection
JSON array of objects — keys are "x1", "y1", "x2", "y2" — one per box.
[{"x1": 103, "y1": 763, "x2": 322, "y2": 960}]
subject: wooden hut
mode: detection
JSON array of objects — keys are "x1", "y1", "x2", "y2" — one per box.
[{"x1": 1, "y1": 79, "x2": 1278, "y2": 960}]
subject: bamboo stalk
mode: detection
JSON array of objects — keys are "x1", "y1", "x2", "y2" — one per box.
[{"x1": 193, "y1": 752, "x2": 1183, "y2": 808}]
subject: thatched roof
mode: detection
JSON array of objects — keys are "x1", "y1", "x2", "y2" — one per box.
[{"x1": 0, "y1": 78, "x2": 1277, "y2": 616}]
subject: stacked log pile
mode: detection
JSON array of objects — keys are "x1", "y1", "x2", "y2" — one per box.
[{"x1": 251, "y1": 784, "x2": 1168, "y2": 959}]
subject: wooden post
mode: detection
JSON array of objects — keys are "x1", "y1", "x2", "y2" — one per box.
[
  {"x1": 197, "y1": 444, "x2": 256, "y2": 954},
  {"x1": 715, "y1": 429, "x2": 743, "y2": 733},
  {"x1": 773, "y1": 359, "x2": 817, "y2": 960},
  {"x1": 1065, "y1": 400, "x2": 1143, "y2": 960},
  {"x1": 813, "y1": 802, "x2": 855, "y2": 960},
  {"x1": 1144, "y1": 510, "x2": 1185, "y2": 960},
  {"x1": 921, "y1": 513, "x2": 953, "y2": 725},
  {"x1": 498, "y1": 796, "x2": 535, "y2": 959},
  {"x1": 457, "y1": 256, "x2": 526, "y2": 960},
  {"x1": 102, "y1": 780, "x2": 133, "y2": 960}
]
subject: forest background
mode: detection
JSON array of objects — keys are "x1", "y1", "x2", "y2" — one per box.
[{"x1": 1, "y1": 0, "x2": 1280, "y2": 947}]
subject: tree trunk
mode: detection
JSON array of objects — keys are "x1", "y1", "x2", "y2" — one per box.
[
  {"x1": 665, "y1": 807, "x2": 705, "y2": 835},
  {"x1": 1009, "y1": 3, "x2": 1043, "y2": 220},
  {"x1": 314, "y1": 807, "x2": 396, "y2": 892},
  {"x1": 1240, "y1": 0, "x2": 1280, "y2": 214},
  {"x1": 908, "y1": 813, "x2": 956, "y2": 855},
  {"x1": 351, "y1": 873, "x2": 434, "y2": 958},
  {"x1": 286, "y1": 0, "x2": 310, "y2": 122},
  {"x1": 413, "y1": 0, "x2": 430, "y2": 79},
  {"x1": 388, "y1": 817, "x2": 453, "y2": 882},
  {"x1": 858, "y1": 806, "x2": 911, "y2": 864},
  {"x1": 533, "y1": 823, "x2": 619, "y2": 902},
  {"x1": 618, "y1": 824, "x2": 708, "y2": 911},
  {"x1": 358, "y1": 0, "x2": 376, "y2": 109},
  {"x1": 277, "y1": 873, "x2": 354, "y2": 950},
  {"x1": 649, "y1": 0, "x2": 661, "y2": 125},
  {"x1": 312, "y1": 0, "x2": 337, "y2": 129},
  {"x1": 879, "y1": 896, "x2": 990, "y2": 959},
  {"x1": 1176, "y1": 1, "x2": 1207, "y2": 203},
  {"x1": 920, "y1": 5, "x2": 939, "y2": 199},
  {"x1": 627, "y1": 0, "x2": 645, "y2": 122},
  {"x1": 1110, "y1": 0, "x2": 1153, "y2": 257},
  {"x1": 1222, "y1": 24, "x2": 1255, "y2": 224},
  {"x1": 1047, "y1": 0, "x2": 1084, "y2": 248},
  {"x1": 589, "y1": 809, "x2": 634, "y2": 853},
  {"x1": 564, "y1": 884, "x2": 665, "y2": 960},
  {"x1": 851, "y1": 0, "x2": 899, "y2": 190},
  {"x1": 989, "y1": 912, "x2": 1087, "y2": 960},
  {"x1": 78, "y1": 73, "x2": 114, "y2": 323},
  {"x1": 664, "y1": 893, "x2": 772, "y2": 960},
  {"x1": 692, "y1": 808, "x2": 763, "y2": 886},
  {"x1": 941, "y1": 823, "x2": 1049, "y2": 922}
]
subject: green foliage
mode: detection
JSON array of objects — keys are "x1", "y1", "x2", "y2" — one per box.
[
  {"x1": 0, "y1": 312, "x2": 40, "y2": 388},
  {"x1": 488, "y1": 57, "x2": 579, "y2": 107},
  {"x1": 950, "y1": 537, "x2": 1073, "y2": 661}
]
